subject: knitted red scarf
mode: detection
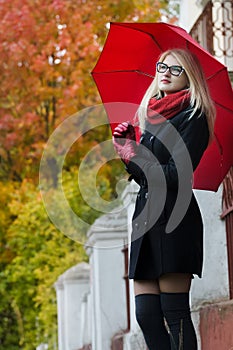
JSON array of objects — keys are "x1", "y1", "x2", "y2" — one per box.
[{"x1": 147, "y1": 89, "x2": 191, "y2": 124}]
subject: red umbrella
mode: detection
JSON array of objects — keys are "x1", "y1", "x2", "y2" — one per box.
[{"x1": 91, "y1": 22, "x2": 233, "y2": 191}]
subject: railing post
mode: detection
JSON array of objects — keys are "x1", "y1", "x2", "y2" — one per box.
[{"x1": 190, "y1": 0, "x2": 233, "y2": 70}]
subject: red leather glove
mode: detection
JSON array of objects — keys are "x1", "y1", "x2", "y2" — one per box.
[
  {"x1": 113, "y1": 121, "x2": 136, "y2": 140},
  {"x1": 112, "y1": 122, "x2": 137, "y2": 164}
]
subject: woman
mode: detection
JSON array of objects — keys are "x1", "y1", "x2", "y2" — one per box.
[{"x1": 113, "y1": 49, "x2": 215, "y2": 350}]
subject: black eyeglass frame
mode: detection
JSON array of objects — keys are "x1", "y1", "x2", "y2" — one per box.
[{"x1": 156, "y1": 62, "x2": 185, "y2": 77}]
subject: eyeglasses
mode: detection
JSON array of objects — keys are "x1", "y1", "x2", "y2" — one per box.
[{"x1": 156, "y1": 62, "x2": 185, "y2": 77}]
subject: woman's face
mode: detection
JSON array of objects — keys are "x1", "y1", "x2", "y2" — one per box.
[{"x1": 157, "y1": 54, "x2": 189, "y2": 96}]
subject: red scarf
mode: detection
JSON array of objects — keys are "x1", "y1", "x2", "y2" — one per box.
[{"x1": 147, "y1": 89, "x2": 191, "y2": 124}]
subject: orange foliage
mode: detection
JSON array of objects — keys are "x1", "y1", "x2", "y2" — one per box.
[{"x1": 0, "y1": 0, "x2": 169, "y2": 181}]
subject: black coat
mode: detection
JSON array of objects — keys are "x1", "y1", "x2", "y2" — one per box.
[{"x1": 126, "y1": 106, "x2": 209, "y2": 280}]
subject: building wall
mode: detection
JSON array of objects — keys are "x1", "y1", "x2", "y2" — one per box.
[
  {"x1": 192, "y1": 188, "x2": 228, "y2": 307},
  {"x1": 179, "y1": 0, "x2": 202, "y2": 31},
  {"x1": 85, "y1": 209, "x2": 129, "y2": 350},
  {"x1": 179, "y1": 0, "x2": 209, "y2": 31},
  {"x1": 191, "y1": 189, "x2": 229, "y2": 349}
]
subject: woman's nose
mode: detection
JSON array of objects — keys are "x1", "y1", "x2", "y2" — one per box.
[{"x1": 163, "y1": 68, "x2": 171, "y2": 75}]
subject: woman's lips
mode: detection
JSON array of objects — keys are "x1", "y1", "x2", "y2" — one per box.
[{"x1": 161, "y1": 79, "x2": 170, "y2": 83}]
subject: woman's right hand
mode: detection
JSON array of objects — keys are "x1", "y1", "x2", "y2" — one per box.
[
  {"x1": 113, "y1": 122, "x2": 136, "y2": 141},
  {"x1": 112, "y1": 122, "x2": 137, "y2": 164}
]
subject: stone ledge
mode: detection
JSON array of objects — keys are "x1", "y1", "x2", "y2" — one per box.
[{"x1": 199, "y1": 299, "x2": 233, "y2": 350}]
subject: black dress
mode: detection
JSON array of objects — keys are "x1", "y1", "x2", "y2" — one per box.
[{"x1": 126, "y1": 106, "x2": 209, "y2": 280}]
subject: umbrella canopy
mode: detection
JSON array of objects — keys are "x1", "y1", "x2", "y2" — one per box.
[{"x1": 91, "y1": 22, "x2": 233, "y2": 191}]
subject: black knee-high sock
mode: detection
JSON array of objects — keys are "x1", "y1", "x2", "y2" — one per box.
[
  {"x1": 160, "y1": 292, "x2": 197, "y2": 350},
  {"x1": 135, "y1": 294, "x2": 170, "y2": 350}
]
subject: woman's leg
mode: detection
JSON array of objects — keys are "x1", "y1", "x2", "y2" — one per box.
[
  {"x1": 134, "y1": 280, "x2": 170, "y2": 350},
  {"x1": 159, "y1": 273, "x2": 197, "y2": 350}
]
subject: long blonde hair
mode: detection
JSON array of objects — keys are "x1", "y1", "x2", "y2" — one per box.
[{"x1": 136, "y1": 49, "x2": 216, "y2": 142}]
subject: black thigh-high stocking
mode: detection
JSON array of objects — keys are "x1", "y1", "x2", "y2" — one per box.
[
  {"x1": 135, "y1": 294, "x2": 170, "y2": 350},
  {"x1": 160, "y1": 292, "x2": 197, "y2": 350}
]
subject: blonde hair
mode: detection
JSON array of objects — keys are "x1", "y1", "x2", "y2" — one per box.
[{"x1": 136, "y1": 49, "x2": 216, "y2": 142}]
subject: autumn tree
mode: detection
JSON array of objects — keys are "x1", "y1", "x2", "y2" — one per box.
[
  {"x1": 0, "y1": 0, "x2": 173, "y2": 182},
  {"x1": 0, "y1": 0, "x2": 99, "y2": 181},
  {"x1": 0, "y1": 178, "x2": 88, "y2": 348}
]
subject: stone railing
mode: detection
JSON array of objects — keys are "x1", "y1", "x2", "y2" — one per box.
[{"x1": 190, "y1": 0, "x2": 233, "y2": 69}]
